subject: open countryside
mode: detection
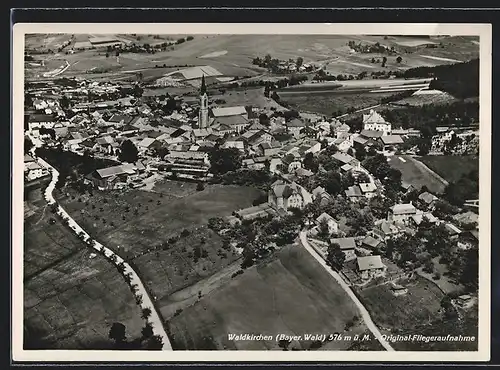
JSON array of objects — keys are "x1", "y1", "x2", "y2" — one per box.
[{"x1": 23, "y1": 32, "x2": 480, "y2": 353}]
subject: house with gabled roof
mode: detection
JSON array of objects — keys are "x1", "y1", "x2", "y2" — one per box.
[
  {"x1": 388, "y1": 202, "x2": 418, "y2": 223},
  {"x1": 316, "y1": 212, "x2": 339, "y2": 234},
  {"x1": 268, "y1": 179, "x2": 313, "y2": 211},
  {"x1": 357, "y1": 255, "x2": 387, "y2": 280},
  {"x1": 286, "y1": 118, "x2": 306, "y2": 139},
  {"x1": 363, "y1": 109, "x2": 391, "y2": 135},
  {"x1": 330, "y1": 237, "x2": 357, "y2": 261}
]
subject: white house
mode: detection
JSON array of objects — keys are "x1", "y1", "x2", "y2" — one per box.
[
  {"x1": 388, "y1": 202, "x2": 418, "y2": 223},
  {"x1": 362, "y1": 109, "x2": 391, "y2": 135},
  {"x1": 316, "y1": 212, "x2": 339, "y2": 234},
  {"x1": 24, "y1": 161, "x2": 49, "y2": 181},
  {"x1": 268, "y1": 180, "x2": 313, "y2": 211}
]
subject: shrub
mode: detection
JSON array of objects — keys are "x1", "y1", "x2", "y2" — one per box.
[{"x1": 180, "y1": 229, "x2": 190, "y2": 237}]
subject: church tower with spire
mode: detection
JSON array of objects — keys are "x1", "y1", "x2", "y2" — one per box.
[{"x1": 198, "y1": 75, "x2": 209, "y2": 128}]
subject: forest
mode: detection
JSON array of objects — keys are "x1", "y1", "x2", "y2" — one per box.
[{"x1": 403, "y1": 59, "x2": 479, "y2": 99}]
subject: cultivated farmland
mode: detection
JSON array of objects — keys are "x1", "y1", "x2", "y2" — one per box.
[
  {"x1": 55, "y1": 182, "x2": 262, "y2": 322},
  {"x1": 24, "y1": 189, "x2": 144, "y2": 349},
  {"x1": 387, "y1": 155, "x2": 448, "y2": 194},
  {"x1": 167, "y1": 243, "x2": 376, "y2": 350},
  {"x1": 419, "y1": 155, "x2": 479, "y2": 183}
]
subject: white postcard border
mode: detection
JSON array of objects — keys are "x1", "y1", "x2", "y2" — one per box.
[{"x1": 12, "y1": 22, "x2": 492, "y2": 362}]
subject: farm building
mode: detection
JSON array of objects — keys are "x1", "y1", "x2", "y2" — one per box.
[
  {"x1": 356, "y1": 255, "x2": 387, "y2": 280},
  {"x1": 330, "y1": 237, "x2": 357, "y2": 261}
]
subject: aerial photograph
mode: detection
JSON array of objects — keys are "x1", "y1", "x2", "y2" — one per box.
[{"x1": 23, "y1": 33, "x2": 480, "y2": 352}]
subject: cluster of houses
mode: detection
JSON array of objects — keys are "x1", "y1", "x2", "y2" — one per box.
[
  {"x1": 24, "y1": 154, "x2": 49, "y2": 182},
  {"x1": 26, "y1": 74, "x2": 478, "y2": 290},
  {"x1": 431, "y1": 126, "x2": 479, "y2": 155}
]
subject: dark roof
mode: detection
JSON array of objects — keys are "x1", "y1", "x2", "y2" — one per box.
[
  {"x1": 109, "y1": 114, "x2": 133, "y2": 124},
  {"x1": 29, "y1": 114, "x2": 56, "y2": 123},
  {"x1": 360, "y1": 129, "x2": 383, "y2": 139}
]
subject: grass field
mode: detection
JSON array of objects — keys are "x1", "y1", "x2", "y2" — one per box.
[
  {"x1": 167, "y1": 243, "x2": 376, "y2": 350},
  {"x1": 24, "y1": 186, "x2": 143, "y2": 349},
  {"x1": 388, "y1": 155, "x2": 448, "y2": 194},
  {"x1": 208, "y1": 87, "x2": 286, "y2": 111},
  {"x1": 280, "y1": 91, "x2": 393, "y2": 116},
  {"x1": 419, "y1": 155, "x2": 479, "y2": 183},
  {"x1": 26, "y1": 34, "x2": 478, "y2": 85},
  {"x1": 356, "y1": 275, "x2": 444, "y2": 332},
  {"x1": 56, "y1": 181, "x2": 261, "y2": 322}
]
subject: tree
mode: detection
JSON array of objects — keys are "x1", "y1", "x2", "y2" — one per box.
[
  {"x1": 141, "y1": 322, "x2": 154, "y2": 340},
  {"x1": 303, "y1": 152, "x2": 319, "y2": 172},
  {"x1": 354, "y1": 144, "x2": 367, "y2": 161},
  {"x1": 208, "y1": 147, "x2": 242, "y2": 175},
  {"x1": 296, "y1": 56, "x2": 303, "y2": 68},
  {"x1": 60, "y1": 95, "x2": 71, "y2": 110},
  {"x1": 141, "y1": 307, "x2": 152, "y2": 320},
  {"x1": 278, "y1": 339, "x2": 291, "y2": 351},
  {"x1": 108, "y1": 322, "x2": 126, "y2": 345},
  {"x1": 318, "y1": 218, "x2": 331, "y2": 238},
  {"x1": 119, "y1": 140, "x2": 139, "y2": 163},
  {"x1": 196, "y1": 182, "x2": 205, "y2": 191},
  {"x1": 145, "y1": 335, "x2": 164, "y2": 350},
  {"x1": 24, "y1": 137, "x2": 34, "y2": 154},
  {"x1": 382, "y1": 56, "x2": 387, "y2": 67},
  {"x1": 396, "y1": 56, "x2": 403, "y2": 63},
  {"x1": 327, "y1": 243, "x2": 346, "y2": 270}
]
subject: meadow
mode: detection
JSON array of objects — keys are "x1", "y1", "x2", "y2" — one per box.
[
  {"x1": 387, "y1": 155, "x2": 448, "y2": 194},
  {"x1": 56, "y1": 181, "x2": 261, "y2": 322},
  {"x1": 24, "y1": 186, "x2": 144, "y2": 349},
  {"x1": 419, "y1": 155, "x2": 479, "y2": 183},
  {"x1": 167, "y1": 243, "x2": 373, "y2": 350}
]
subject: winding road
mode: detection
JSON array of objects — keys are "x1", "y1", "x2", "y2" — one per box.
[
  {"x1": 299, "y1": 231, "x2": 395, "y2": 352},
  {"x1": 37, "y1": 157, "x2": 173, "y2": 351}
]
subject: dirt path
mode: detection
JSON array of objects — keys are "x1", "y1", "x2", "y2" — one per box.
[
  {"x1": 299, "y1": 231, "x2": 395, "y2": 352},
  {"x1": 38, "y1": 158, "x2": 173, "y2": 351},
  {"x1": 159, "y1": 259, "x2": 242, "y2": 319}
]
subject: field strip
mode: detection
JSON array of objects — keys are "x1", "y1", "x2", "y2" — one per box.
[
  {"x1": 37, "y1": 157, "x2": 173, "y2": 351},
  {"x1": 406, "y1": 156, "x2": 449, "y2": 187},
  {"x1": 299, "y1": 231, "x2": 395, "y2": 351}
]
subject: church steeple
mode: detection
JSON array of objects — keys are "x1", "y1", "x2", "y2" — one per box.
[
  {"x1": 200, "y1": 74, "x2": 206, "y2": 95},
  {"x1": 198, "y1": 74, "x2": 209, "y2": 128}
]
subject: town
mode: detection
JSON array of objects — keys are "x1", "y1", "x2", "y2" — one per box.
[{"x1": 23, "y1": 33, "x2": 480, "y2": 352}]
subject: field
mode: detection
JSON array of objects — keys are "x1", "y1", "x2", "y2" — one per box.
[
  {"x1": 387, "y1": 155, "x2": 448, "y2": 194},
  {"x1": 208, "y1": 87, "x2": 286, "y2": 111},
  {"x1": 419, "y1": 155, "x2": 479, "y2": 183},
  {"x1": 167, "y1": 243, "x2": 377, "y2": 350},
  {"x1": 394, "y1": 91, "x2": 457, "y2": 107},
  {"x1": 417, "y1": 257, "x2": 464, "y2": 295},
  {"x1": 356, "y1": 273, "x2": 477, "y2": 351},
  {"x1": 280, "y1": 91, "x2": 393, "y2": 116},
  {"x1": 24, "y1": 185, "x2": 144, "y2": 349},
  {"x1": 25, "y1": 34, "x2": 479, "y2": 85},
  {"x1": 56, "y1": 181, "x2": 262, "y2": 321}
]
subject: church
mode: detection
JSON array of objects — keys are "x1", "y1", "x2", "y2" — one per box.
[{"x1": 197, "y1": 75, "x2": 250, "y2": 134}]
